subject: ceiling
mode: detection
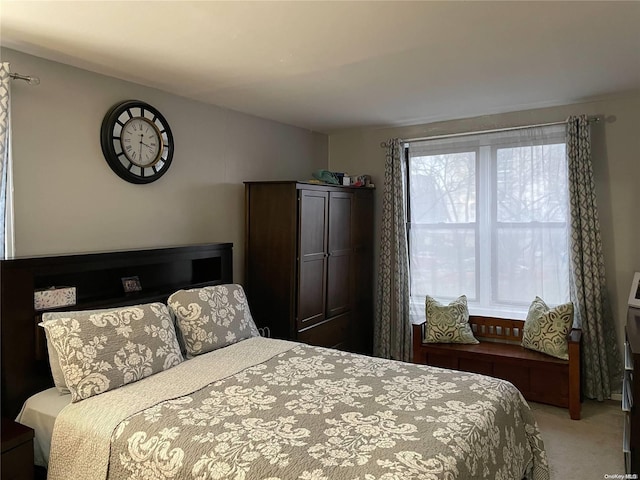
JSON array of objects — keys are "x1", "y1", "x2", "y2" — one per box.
[{"x1": 1, "y1": 1, "x2": 639, "y2": 133}]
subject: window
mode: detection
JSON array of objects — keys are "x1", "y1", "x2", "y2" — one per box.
[{"x1": 407, "y1": 124, "x2": 569, "y2": 319}]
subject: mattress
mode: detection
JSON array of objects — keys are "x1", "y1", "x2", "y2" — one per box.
[
  {"x1": 16, "y1": 387, "x2": 72, "y2": 467},
  {"x1": 46, "y1": 337, "x2": 550, "y2": 480}
]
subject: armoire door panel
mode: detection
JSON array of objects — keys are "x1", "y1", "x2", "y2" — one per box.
[
  {"x1": 328, "y1": 192, "x2": 352, "y2": 253},
  {"x1": 297, "y1": 313, "x2": 350, "y2": 350},
  {"x1": 298, "y1": 258, "x2": 325, "y2": 327},
  {"x1": 327, "y1": 254, "x2": 350, "y2": 317},
  {"x1": 297, "y1": 189, "x2": 328, "y2": 328},
  {"x1": 299, "y1": 191, "x2": 327, "y2": 258},
  {"x1": 326, "y1": 192, "x2": 352, "y2": 317}
]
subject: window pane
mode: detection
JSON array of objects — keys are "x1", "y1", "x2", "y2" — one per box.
[
  {"x1": 496, "y1": 143, "x2": 567, "y2": 222},
  {"x1": 495, "y1": 226, "x2": 569, "y2": 305},
  {"x1": 409, "y1": 152, "x2": 476, "y2": 223},
  {"x1": 407, "y1": 124, "x2": 569, "y2": 317},
  {"x1": 409, "y1": 226, "x2": 476, "y2": 300}
]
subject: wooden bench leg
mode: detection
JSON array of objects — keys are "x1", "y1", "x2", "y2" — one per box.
[{"x1": 568, "y1": 331, "x2": 581, "y2": 420}]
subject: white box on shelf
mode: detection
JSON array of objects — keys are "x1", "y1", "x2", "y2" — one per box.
[{"x1": 34, "y1": 286, "x2": 76, "y2": 311}]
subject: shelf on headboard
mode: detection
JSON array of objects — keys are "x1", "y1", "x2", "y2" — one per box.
[{"x1": 0, "y1": 243, "x2": 233, "y2": 418}]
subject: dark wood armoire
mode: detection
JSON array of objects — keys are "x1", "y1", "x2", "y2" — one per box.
[{"x1": 244, "y1": 181, "x2": 374, "y2": 354}]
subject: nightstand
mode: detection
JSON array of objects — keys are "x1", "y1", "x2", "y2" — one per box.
[{"x1": 1, "y1": 418, "x2": 34, "y2": 480}]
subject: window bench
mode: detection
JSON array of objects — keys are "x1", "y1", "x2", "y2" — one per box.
[{"x1": 412, "y1": 316, "x2": 582, "y2": 420}]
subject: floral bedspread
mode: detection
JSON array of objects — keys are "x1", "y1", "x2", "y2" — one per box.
[{"x1": 107, "y1": 344, "x2": 549, "y2": 480}]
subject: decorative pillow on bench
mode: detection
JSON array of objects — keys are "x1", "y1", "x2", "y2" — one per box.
[
  {"x1": 522, "y1": 296, "x2": 574, "y2": 360},
  {"x1": 424, "y1": 295, "x2": 479, "y2": 344}
]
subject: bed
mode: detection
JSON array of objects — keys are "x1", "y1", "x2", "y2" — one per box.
[
  {"x1": 21, "y1": 334, "x2": 549, "y2": 480},
  {"x1": 4, "y1": 245, "x2": 549, "y2": 480}
]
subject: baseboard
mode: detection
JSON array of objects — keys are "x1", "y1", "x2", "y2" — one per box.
[{"x1": 610, "y1": 393, "x2": 623, "y2": 402}]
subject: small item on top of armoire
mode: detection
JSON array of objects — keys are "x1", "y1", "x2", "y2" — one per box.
[
  {"x1": 311, "y1": 169, "x2": 340, "y2": 184},
  {"x1": 350, "y1": 174, "x2": 371, "y2": 187}
]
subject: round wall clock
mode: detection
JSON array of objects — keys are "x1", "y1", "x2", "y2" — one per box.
[{"x1": 100, "y1": 100, "x2": 174, "y2": 184}]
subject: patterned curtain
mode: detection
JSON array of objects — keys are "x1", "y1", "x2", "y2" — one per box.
[
  {"x1": 567, "y1": 115, "x2": 622, "y2": 400},
  {"x1": 374, "y1": 139, "x2": 411, "y2": 361},
  {"x1": 0, "y1": 63, "x2": 11, "y2": 259}
]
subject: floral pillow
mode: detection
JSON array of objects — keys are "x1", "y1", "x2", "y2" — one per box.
[
  {"x1": 167, "y1": 284, "x2": 259, "y2": 357},
  {"x1": 40, "y1": 302, "x2": 183, "y2": 402},
  {"x1": 424, "y1": 295, "x2": 478, "y2": 344},
  {"x1": 522, "y1": 296, "x2": 574, "y2": 359}
]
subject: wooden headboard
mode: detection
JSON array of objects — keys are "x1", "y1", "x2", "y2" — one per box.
[{"x1": 0, "y1": 243, "x2": 233, "y2": 418}]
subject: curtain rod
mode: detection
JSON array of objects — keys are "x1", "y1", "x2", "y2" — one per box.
[
  {"x1": 9, "y1": 72, "x2": 40, "y2": 85},
  {"x1": 401, "y1": 116, "x2": 600, "y2": 144}
]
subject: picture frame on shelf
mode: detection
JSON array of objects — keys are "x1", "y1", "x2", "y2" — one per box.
[
  {"x1": 628, "y1": 272, "x2": 640, "y2": 308},
  {"x1": 121, "y1": 275, "x2": 142, "y2": 293}
]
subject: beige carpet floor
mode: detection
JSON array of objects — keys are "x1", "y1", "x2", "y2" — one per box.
[{"x1": 530, "y1": 399, "x2": 625, "y2": 480}]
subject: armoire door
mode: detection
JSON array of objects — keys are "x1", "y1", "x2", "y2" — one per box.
[
  {"x1": 297, "y1": 189, "x2": 328, "y2": 329},
  {"x1": 326, "y1": 191, "x2": 352, "y2": 318}
]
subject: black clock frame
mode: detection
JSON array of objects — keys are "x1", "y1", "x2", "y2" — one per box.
[{"x1": 100, "y1": 100, "x2": 174, "y2": 184}]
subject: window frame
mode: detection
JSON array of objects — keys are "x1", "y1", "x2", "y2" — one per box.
[{"x1": 406, "y1": 126, "x2": 569, "y2": 319}]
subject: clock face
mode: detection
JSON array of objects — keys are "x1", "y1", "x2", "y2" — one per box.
[
  {"x1": 120, "y1": 117, "x2": 162, "y2": 167},
  {"x1": 100, "y1": 100, "x2": 174, "y2": 184}
]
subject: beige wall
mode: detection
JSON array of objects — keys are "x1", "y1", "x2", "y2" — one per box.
[
  {"x1": 3, "y1": 49, "x2": 327, "y2": 282},
  {"x1": 5, "y1": 47, "x2": 638, "y2": 357},
  {"x1": 329, "y1": 92, "x2": 640, "y2": 355}
]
